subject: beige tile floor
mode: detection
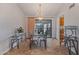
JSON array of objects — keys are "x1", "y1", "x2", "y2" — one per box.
[{"x1": 5, "y1": 39, "x2": 68, "y2": 55}]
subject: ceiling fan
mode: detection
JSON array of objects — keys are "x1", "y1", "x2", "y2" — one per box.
[{"x1": 69, "y1": 3, "x2": 75, "y2": 9}]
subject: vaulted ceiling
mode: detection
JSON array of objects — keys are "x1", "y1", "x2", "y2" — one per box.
[{"x1": 17, "y1": 3, "x2": 71, "y2": 17}]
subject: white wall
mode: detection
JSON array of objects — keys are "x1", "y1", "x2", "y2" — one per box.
[
  {"x1": 0, "y1": 4, "x2": 25, "y2": 54},
  {"x1": 57, "y1": 4, "x2": 79, "y2": 26},
  {"x1": 64, "y1": 6, "x2": 79, "y2": 26},
  {"x1": 52, "y1": 18, "x2": 57, "y2": 39},
  {"x1": 25, "y1": 17, "x2": 28, "y2": 37},
  {"x1": 56, "y1": 4, "x2": 79, "y2": 40}
]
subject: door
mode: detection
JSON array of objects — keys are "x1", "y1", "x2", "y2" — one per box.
[
  {"x1": 60, "y1": 16, "x2": 64, "y2": 46},
  {"x1": 28, "y1": 17, "x2": 35, "y2": 35}
]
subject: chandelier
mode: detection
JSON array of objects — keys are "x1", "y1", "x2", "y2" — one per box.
[{"x1": 37, "y1": 4, "x2": 43, "y2": 20}]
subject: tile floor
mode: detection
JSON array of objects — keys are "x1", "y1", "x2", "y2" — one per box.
[{"x1": 5, "y1": 39, "x2": 68, "y2": 55}]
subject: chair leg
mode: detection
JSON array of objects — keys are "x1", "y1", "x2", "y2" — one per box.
[
  {"x1": 40, "y1": 40, "x2": 47, "y2": 49},
  {"x1": 29, "y1": 43, "x2": 31, "y2": 49},
  {"x1": 17, "y1": 39, "x2": 19, "y2": 49},
  {"x1": 11, "y1": 42, "x2": 13, "y2": 49},
  {"x1": 60, "y1": 41, "x2": 61, "y2": 46},
  {"x1": 29, "y1": 40, "x2": 32, "y2": 49},
  {"x1": 45, "y1": 40, "x2": 47, "y2": 49},
  {"x1": 40, "y1": 41, "x2": 41, "y2": 48}
]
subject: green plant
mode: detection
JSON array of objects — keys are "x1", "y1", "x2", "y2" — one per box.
[{"x1": 17, "y1": 27, "x2": 23, "y2": 33}]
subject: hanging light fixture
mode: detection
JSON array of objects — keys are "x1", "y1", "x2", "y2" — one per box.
[{"x1": 37, "y1": 4, "x2": 43, "y2": 20}]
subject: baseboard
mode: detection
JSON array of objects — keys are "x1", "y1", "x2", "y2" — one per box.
[{"x1": 0, "y1": 48, "x2": 10, "y2": 55}]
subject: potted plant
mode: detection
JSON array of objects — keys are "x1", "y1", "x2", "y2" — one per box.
[{"x1": 17, "y1": 27, "x2": 24, "y2": 33}]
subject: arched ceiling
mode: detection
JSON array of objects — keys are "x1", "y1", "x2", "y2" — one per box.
[{"x1": 17, "y1": 3, "x2": 71, "y2": 17}]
